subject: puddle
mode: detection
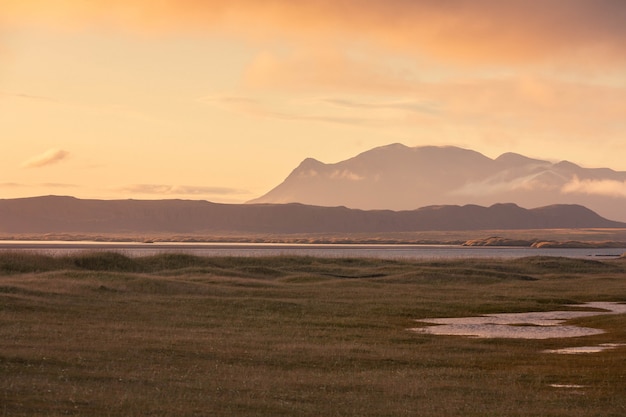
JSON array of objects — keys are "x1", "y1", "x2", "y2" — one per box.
[
  {"x1": 549, "y1": 384, "x2": 587, "y2": 389},
  {"x1": 544, "y1": 343, "x2": 625, "y2": 354},
  {"x1": 409, "y1": 302, "x2": 626, "y2": 340}
]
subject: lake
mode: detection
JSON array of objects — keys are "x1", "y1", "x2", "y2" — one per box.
[{"x1": 1, "y1": 241, "x2": 624, "y2": 259}]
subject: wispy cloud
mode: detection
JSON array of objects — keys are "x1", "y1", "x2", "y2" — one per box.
[
  {"x1": 21, "y1": 149, "x2": 70, "y2": 168},
  {"x1": 260, "y1": 110, "x2": 382, "y2": 127},
  {"x1": 0, "y1": 91, "x2": 57, "y2": 102},
  {"x1": 330, "y1": 170, "x2": 365, "y2": 181},
  {"x1": 201, "y1": 93, "x2": 443, "y2": 127},
  {"x1": 562, "y1": 177, "x2": 626, "y2": 198},
  {"x1": 0, "y1": 182, "x2": 76, "y2": 189},
  {"x1": 40, "y1": 182, "x2": 77, "y2": 188},
  {"x1": 238, "y1": 47, "x2": 626, "y2": 147},
  {"x1": 0, "y1": 182, "x2": 22, "y2": 188},
  {"x1": 452, "y1": 177, "x2": 552, "y2": 197},
  {"x1": 200, "y1": 95, "x2": 388, "y2": 127},
  {"x1": 451, "y1": 167, "x2": 576, "y2": 196},
  {"x1": 243, "y1": 48, "x2": 422, "y2": 94},
  {"x1": 323, "y1": 98, "x2": 440, "y2": 115},
  {"x1": 198, "y1": 95, "x2": 261, "y2": 115},
  {"x1": 120, "y1": 184, "x2": 250, "y2": 196}
]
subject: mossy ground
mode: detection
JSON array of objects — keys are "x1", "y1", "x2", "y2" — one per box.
[{"x1": 2, "y1": 253, "x2": 626, "y2": 416}]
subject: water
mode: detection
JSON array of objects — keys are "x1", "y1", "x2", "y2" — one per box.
[
  {"x1": 410, "y1": 302, "x2": 626, "y2": 340},
  {"x1": 545, "y1": 344, "x2": 626, "y2": 354},
  {"x1": 0, "y1": 241, "x2": 624, "y2": 259}
]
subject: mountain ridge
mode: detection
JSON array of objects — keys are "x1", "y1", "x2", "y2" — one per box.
[
  {"x1": 249, "y1": 144, "x2": 626, "y2": 222},
  {"x1": 0, "y1": 195, "x2": 624, "y2": 235}
]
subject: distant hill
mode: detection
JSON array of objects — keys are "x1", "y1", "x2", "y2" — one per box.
[
  {"x1": 248, "y1": 144, "x2": 626, "y2": 222},
  {"x1": 0, "y1": 196, "x2": 624, "y2": 235}
]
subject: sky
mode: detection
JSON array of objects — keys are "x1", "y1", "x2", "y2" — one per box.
[{"x1": 2, "y1": 0, "x2": 626, "y2": 204}]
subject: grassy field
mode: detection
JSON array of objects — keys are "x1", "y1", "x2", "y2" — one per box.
[{"x1": 1, "y1": 252, "x2": 626, "y2": 416}]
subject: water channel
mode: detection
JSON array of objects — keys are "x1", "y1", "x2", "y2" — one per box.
[{"x1": 1, "y1": 241, "x2": 624, "y2": 259}]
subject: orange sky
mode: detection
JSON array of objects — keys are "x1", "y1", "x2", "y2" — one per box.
[{"x1": 2, "y1": 0, "x2": 626, "y2": 203}]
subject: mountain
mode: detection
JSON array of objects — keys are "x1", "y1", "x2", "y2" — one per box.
[
  {"x1": 249, "y1": 144, "x2": 626, "y2": 222},
  {"x1": 0, "y1": 196, "x2": 624, "y2": 235}
]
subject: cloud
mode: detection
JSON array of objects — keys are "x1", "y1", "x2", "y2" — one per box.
[
  {"x1": 244, "y1": 48, "x2": 421, "y2": 93},
  {"x1": 200, "y1": 95, "x2": 392, "y2": 127},
  {"x1": 240, "y1": 49, "x2": 626, "y2": 139},
  {"x1": 453, "y1": 176, "x2": 555, "y2": 197},
  {"x1": 120, "y1": 184, "x2": 249, "y2": 196},
  {"x1": 198, "y1": 95, "x2": 262, "y2": 115},
  {"x1": 562, "y1": 177, "x2": 626, "y2": 198},
  {"x1": 295, "y1": 168, "x2": 363, "y2": 181},
  {"x1": 451, "y1": 167, "x2": 580, "y2": 197},
  {"x1": 0, "y1": 182, "x2": 22, "y2": 188},
  {"x1": 323, "y1": 98, "x2": 440, "y2": 115},
  {"x1": 297, "y1": 169, "x2": 318, "y2": 179},
  {"x1": 40, "y1": 182, "x2": 76, "y2": 188},
  {"x1": 204, "y1": 69, "x2": 626, "y2": 146},
  {"x1": 0, "y1": 182, "x2": 76, "y2": 190},
  {"x1": 0, "y1": 92, "x2": 57, "y2": 102},
  {"x1": 5, "y1": 1, "x2": 626, "y2": 66},
  {"x1": 330, "y1": 170, "x2": 365, "y2": 181},
  {"x1": 21, "y1": 149, "x2": 70, "y2": 168}
]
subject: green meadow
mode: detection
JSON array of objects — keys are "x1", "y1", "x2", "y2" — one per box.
[{"x1": 1, "y1": 252, "x2": 626, "y2": 416}]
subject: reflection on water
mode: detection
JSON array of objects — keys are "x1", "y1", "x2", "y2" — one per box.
[
  {"x1": 545, "y1": 343, "x2": 626, "y2": 354},
  {"x1": 410, "y1": 302, "x2": 626, "y2": 340},
  {"x1": 549, "y1": 384, "x2": 587, "y2": 389},
  {"x1": 0, "y1": 241, "x2": 624, "y2": 259}
]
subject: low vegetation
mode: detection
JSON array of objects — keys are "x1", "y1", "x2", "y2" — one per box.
[
  {"x1": 4, "y1": 226, "x2": 626, "y2": 245},
  {"x1": 2, "y1": 252, "x2": 626, "y2": 416}
]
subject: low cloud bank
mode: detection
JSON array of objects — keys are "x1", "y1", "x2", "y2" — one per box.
[
  {"x1": 562, "y1": 177, "x2": 626, "y2": 198},
  {"x1": 120, "y1": 184, "x2": 249, "y2": 196}
]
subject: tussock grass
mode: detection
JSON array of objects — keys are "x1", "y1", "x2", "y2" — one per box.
[{"x1": 1, "y1": 252, "x2": 626, "y2": 416}]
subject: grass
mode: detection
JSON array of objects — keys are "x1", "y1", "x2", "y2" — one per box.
[{"x1": 1, "y1": 252, "x2": 626, "y2": 416}]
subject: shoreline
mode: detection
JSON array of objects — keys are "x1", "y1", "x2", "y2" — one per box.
[
  {"x1": 2, "y1": 230, "x2": 626, "y2": 249},
  {"x1": 0, "y1": 240, "x2": 624, "y2": 261}
]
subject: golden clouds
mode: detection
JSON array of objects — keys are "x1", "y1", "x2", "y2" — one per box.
[
  {"x1": 5, "y1": 0, "x2": 626, "y2": 199},
  {"x1": 5, "y1": 1, "x2": 626, "y2": 65}
]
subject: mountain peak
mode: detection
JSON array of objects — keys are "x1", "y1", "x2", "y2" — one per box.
[
  {"x1": 495, "y1": 152, "x2": 548, "y2": 167},
  {"x1": 296, "y1": 157, "x2": 324, "y2": 169},
  {"x1": 249, "y1": 143, "x2": 626, "y2": 222},
  {"x1": 378, "y1": 142, "x2": 409, "y2": 150},
  {"x1": 554, "y1": 160, "x2": 581, "y2": 170}
]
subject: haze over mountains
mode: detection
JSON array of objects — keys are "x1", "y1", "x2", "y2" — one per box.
[{"x1": 249, "y1": 144, "x2": 626, "y2": 222}]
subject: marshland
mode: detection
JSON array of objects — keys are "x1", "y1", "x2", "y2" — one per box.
[{"x1": 2, "y1": 252, "x2": 626, "y2": 416}]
